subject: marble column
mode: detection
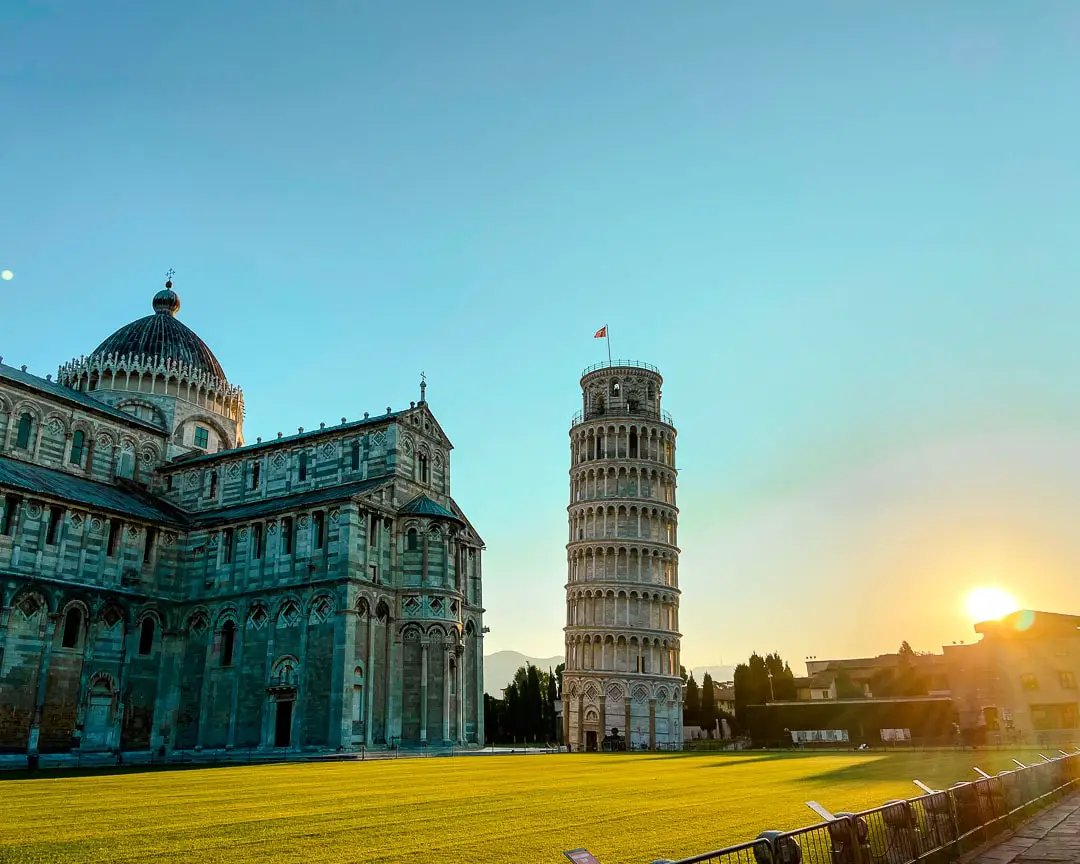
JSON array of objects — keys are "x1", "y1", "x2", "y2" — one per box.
[
  {"x1": 28, "y1": 614, "x2": 58, "y2": 755},
  {"x1": 419, "y1": 642, "x2": 429, "y2": 743},
  {"x1": 442, "y1": 645, "x2": 451, "y2": 743},
  {"x1": 364, "y1": 615, "x2": 375, "y2": 747}
]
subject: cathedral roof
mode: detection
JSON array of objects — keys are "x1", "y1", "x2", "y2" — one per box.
[
  {"x1": 0, "y1": 362, "x2": 164, "y2": 432},
  {"x1": 399, "y1": 494, "x2": 461, "y2": 522},
  {"x1": 0, "y1": 455, "x2": 182, "y2": 525},
  {"x1": 89, "y1": 281, "x2": 227, "y2": 381}
]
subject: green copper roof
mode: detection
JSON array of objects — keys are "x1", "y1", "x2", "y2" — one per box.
[
  {"x1": 0, "y1": 456, "x2": 182, "y2": 525},
  {"x1": 399, "y1": 494, "x2": 461, "y2": 522}
]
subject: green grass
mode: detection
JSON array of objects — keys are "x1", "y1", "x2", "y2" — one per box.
[{"x1": 0, "y1": 750, "x2": 1050, "y2": 864}]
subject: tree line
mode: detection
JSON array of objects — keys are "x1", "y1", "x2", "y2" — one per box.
[{"x1": 483, "y1": 663, "x2": 562, "y2": 744}]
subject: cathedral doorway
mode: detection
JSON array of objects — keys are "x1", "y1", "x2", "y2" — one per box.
[
  {"x1": 274, "y1": 700, "x2": 294, "y2": 747},
  {"x1": 82, "y1": 682, "x2": 113, "y2": 751},
  {"x1": 585, "y1": 730, "x2": 598, "y2": 752}
]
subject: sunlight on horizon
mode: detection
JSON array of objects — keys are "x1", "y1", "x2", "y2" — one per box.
[{"x1": 965, "y1": 587, "x2": 1020, "y2": 624}]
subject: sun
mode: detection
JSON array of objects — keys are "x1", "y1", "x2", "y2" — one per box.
[{"x1": 965, "y1": 587, "x2": 1019, "y2": 623}]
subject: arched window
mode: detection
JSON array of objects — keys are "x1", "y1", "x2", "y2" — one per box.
[
  {"x1": 418, "y1": 453, "x2": 429, "y2": 484},
  {"x1": 252, "y1": 523, "x2": 263, "y2": 560},
  {"x1": 407, "y1": 528, "x2": 418, "y2": 551},
  {"x1": 351, "y1": 442, "x2": 360, "y2": 471},
  {"x1": 281, "y1": 516, "x2": 293, "y2": 555},
  {"x1": 629, "y1": 428, "x2": 638, "y2": 459},
  {"x1": 70, "y1": 430, "x2": 86, "y2": 465},
  {"x1": 15, "y1": 413, "x2": 32, "y2": 449},
  {"x1": 610, "y1": 379, "x2": 620, "y2": 398},
  {"x1": 221, "y1": 620, "x2": 236, "y2": 666},
  {"x1": 209, "y1": 471, "x2": 218, "y2": 498},
  {"x1": 251, "y1": 463, "x2": 260, "y2": 491},
  {"x1": 138, "y1": 617, "x2": 155, "y2": 655},
  {"x1": 298, "y1": 452, "x2": 308, "y2": 481},
  {"x1": 61, "y1": 607, "x2": 83, "y2": 649},
  {"x1": 312, "y1": 510, "x2": 325, "y2": 549}
]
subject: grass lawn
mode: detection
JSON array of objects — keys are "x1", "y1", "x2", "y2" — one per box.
[{"x1": 0, "y1": 749, "x2": 1052, "y2": 864}]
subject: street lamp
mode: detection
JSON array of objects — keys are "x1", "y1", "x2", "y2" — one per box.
[{"x1": 767, "y1": 671, "x2": 775, "y2": 702}]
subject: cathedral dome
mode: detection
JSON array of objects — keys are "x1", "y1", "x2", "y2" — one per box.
[{"x1": 89, "y1": 281, "x2": 226, "y2": 381}]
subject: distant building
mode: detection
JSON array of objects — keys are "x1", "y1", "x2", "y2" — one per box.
[
  {"x1": 946, "y1": 610, "x2": 1080, "y2": 744},
  {"x1": 764, "y1": 610, "x2": 1080, "y2": 745}
]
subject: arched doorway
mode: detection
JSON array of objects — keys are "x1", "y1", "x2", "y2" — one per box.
[{"x1": 82, "y1": 677, "x2": 114, "y2": 751}]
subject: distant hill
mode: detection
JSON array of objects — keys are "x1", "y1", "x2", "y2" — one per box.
[{"x1": 484, "y1": 650, "x2": 563, "y2": 696}]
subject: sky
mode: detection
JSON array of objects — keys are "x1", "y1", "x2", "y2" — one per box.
[{"x1": 4, "y1": 2, "x2": 1080, "y2": 673}]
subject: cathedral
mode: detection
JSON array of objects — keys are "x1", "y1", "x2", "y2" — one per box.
[{"x1": 0, "y1": 279, "x2": 485, "y2": 757}]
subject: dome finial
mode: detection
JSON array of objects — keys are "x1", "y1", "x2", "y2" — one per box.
[{"x1": 153, "y1": 268, "x2": 181, "y2": 316}]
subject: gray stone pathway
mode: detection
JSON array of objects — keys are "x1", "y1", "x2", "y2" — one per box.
[{"x1": 969, "y1": 794, "x2": 1080, "y2": 864}]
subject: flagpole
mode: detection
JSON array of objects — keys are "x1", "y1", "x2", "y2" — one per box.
[{"x1": 606, "y1": 325, "x2": 612, "y2": 366}]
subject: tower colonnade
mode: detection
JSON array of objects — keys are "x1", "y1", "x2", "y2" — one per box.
[{"x1": 563, "y1": 361, "x2": 683, "y2": 752}]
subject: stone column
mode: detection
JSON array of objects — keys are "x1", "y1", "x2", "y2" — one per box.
[
  {"x1": 335, "y1": 607, "x2": 357, "y2": 749},
  {"x1": 111, "y1": 623, "x2": 137, "y2": 752},
  {"x1": 624, "y1": 695, "x2": 631, "y2": 742},
  {"x1": 0, "y1": 605, "x2": 11, "y2": 663},
  {"x1": 384, "y1": 625, "x2": 397, "y2": 745},
  {"x1": 456, "y1": 646, "x2": 465, "y2": 744},
  {"x1": 442, "y1": 645, "x2": 451, "y2": 743},
  {"x1": 599, "y1": 697, "x2": 606, "y2": 747},
  {"x1": 364, "y1": 616, "x2": 375, "y2": 747},
  {"x1": 259, "y1": 622, "x2": 277, "y2": 749},
  {"x1": 475, "y1": 631, "x2": 485, "y2": 746},
  {"x1": 227, "y1": 621, "x2": 244, "y2": 749},
  {"x1": 419, "y1": 641, "x2": 429, "y2": 743},
  {"x1": 195, "y1": 634, "x2": 215, "y2": 749},
  {"x1": 576, "y1": 693, "x2": 584, "y2": 751},
  {"x1": 291, "y1": 612, "x2": 310, "y2": 749},
  {"x1": 562, "y1": 692, "x2": 571, "y2": 750},
  {"x1": 28, "y1": 614, "x2": 58, "y2": 755}
]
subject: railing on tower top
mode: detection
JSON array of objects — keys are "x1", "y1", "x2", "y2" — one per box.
[
  {"x1": 571, "y1": 406, "x2": 673, "y2": 428},
  {"x1": 580, "y1": 359, "x2": 662, "y2": 377}
]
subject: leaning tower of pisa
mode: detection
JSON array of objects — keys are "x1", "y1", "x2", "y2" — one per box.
[{"x1": 563, "y1": 361, "x2": 682, "y2": 751}]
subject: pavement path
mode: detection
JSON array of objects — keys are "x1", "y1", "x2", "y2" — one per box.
[{"x1": 968, "y1": 793, "x2": 1080, "y2": 864}]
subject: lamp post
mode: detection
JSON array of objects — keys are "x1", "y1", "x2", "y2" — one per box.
[{"x1": 768, "y1": 671, "x2": 775, "y2": 702}]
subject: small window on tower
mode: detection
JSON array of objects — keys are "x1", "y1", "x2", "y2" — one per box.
[
  {"x1": 351, "y1": 442, "x2": 360, "y2": 470},
  {"x1": 194, "y1": 426, "x2": 209, "y2": 449},
  {"x1": 298, "y1": 452, "x2": 308, "y2": 481},
  {"x1": 252, "y1": 463, "x2": 261, "y2": 491}
]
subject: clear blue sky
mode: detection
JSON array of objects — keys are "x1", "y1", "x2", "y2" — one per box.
[{"x1": 4, "y1": 2, "x2": 1080, "y2": 671}]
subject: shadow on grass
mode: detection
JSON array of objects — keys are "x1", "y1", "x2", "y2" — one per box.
[{"x1": 0, "y1": 761, "x2": 253, "y2": 782}]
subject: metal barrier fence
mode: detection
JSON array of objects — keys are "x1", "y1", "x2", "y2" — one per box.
[{"x1": 649, "y1": 752, "x2": 1080, "y2": 864}]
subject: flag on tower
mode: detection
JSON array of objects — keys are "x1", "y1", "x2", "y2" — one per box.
[{"x1": 594, "y1": 326, "x2": 607, "y2": 338}]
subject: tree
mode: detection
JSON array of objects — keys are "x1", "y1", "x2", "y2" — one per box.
[
  {"x1": 700, "y1": 672, "x2": 717, "y2": 735},
  {"x1": 684, "y1": 674, "x2": 700, "y2": 726},
  {"x1": 835, "y1": 671, "x2": 863, "y2": 699},
  {"x1": 734, "y1": 651, "x2": 799, "y2": 730},
  {"x1": 545, "y1": 668, "x2": 558, "y2": 741},
  {"x1": 554, "y1": 662, "x2": 566, "y2": 700},
  {"x1": 679, "y1": 665, "x2": 688, "y2": 684}
]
